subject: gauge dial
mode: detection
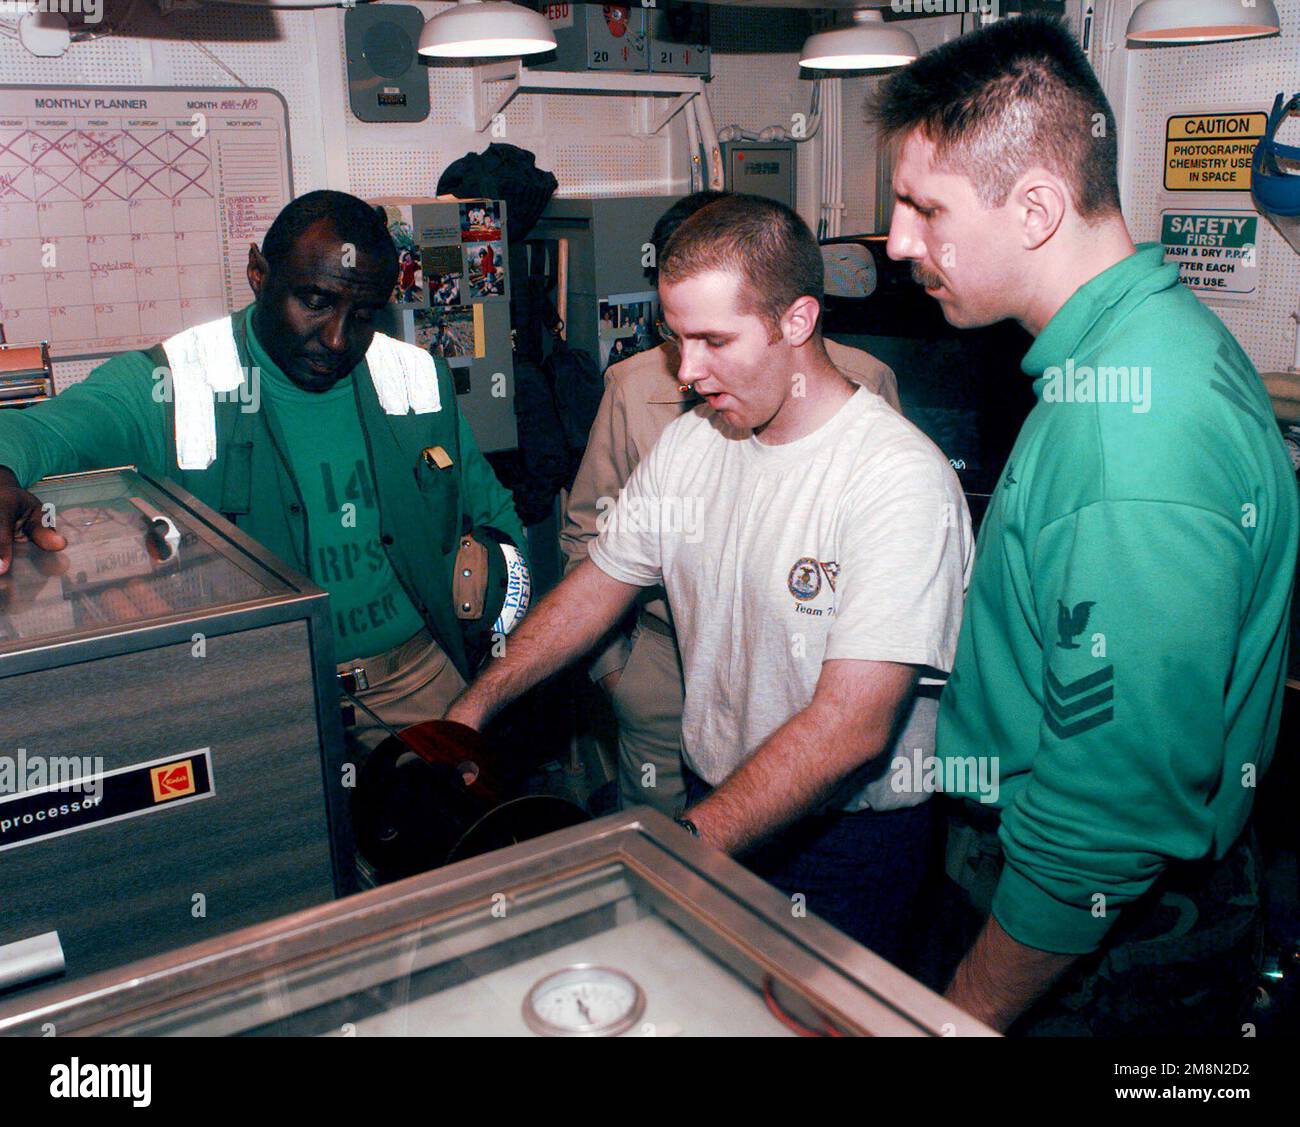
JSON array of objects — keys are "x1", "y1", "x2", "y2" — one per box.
[{"x1": 523, "y1": 965, "x2": 646, "y2": 1037}]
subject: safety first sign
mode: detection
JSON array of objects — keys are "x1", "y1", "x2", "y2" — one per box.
[
  {"x1": 1161, "y1": 210, "x2": 1259, "y2": 299},
  {"x1": 1164, "y1": 112, "x2": 1266, "y2": 191}
]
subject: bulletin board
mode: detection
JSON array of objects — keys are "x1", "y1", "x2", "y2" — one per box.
[{"x1": 0, "y1": 86, "x2": 292, "y2": 360}]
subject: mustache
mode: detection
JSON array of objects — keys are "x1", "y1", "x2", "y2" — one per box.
[{"x1": 911, "y1": 263, "x2": 944, "y2": 289}]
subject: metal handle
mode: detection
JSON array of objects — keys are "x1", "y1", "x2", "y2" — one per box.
[{"x1": 0, "y1": 931, "x2": 65, "y2": 993}]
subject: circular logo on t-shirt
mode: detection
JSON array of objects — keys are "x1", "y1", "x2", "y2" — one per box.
[{"x1": 787, "y1": 557, "x2": 822, "y2": 601}]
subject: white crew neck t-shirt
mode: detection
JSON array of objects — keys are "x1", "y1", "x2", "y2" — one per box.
[{"x1": 588, "y1": 385, "x2": 973, "y2": 812}]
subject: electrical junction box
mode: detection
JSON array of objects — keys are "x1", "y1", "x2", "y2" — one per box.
[
  {"x1": 647, "y1": 1, "x2": 710, "y2": 76},
  {"x1": 721, "y1": 141, "x2": 797, "y2": 210},
  {"x1": 530, "y1": 3, "x2": 649, "y2": 73}
]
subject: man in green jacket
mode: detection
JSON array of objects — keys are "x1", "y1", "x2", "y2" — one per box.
[
  {"x1": 873, "y1": 15, "x2": 1298, "y2": 1034},
  {"x1": 0, "y1": 190, "x2": 529, "y2": 753}
]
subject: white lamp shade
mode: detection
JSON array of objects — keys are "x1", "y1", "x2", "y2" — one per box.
[
  {"x1": 1127, "y1": 0, "x2": 1281, "y2": 44},
  {"x1": 419, "y1": 0, "x2": 557, "y2": 59},
  {"x1": 800, "y1": 10, "x2": 919, "y2": 71}
]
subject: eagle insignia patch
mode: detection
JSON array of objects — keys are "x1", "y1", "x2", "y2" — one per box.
[
  {"x1": 787, "y1": 558, "x2": 821, "y2": 601},
  {"x1": 1056, "y1": 599, "x2": 1096, "y2": 650}
]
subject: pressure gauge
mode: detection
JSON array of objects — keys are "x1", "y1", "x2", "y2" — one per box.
[{"x1": 522, "y1": 965, "x2": 646, "y2": 1037}]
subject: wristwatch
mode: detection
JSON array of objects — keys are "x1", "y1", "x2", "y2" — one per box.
[{"x1": 674, "y1": 814, "x2": 701, "y2": 838}]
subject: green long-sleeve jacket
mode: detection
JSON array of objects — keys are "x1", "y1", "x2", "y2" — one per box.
[
  {"x1": 0, "y1": 304, "x2": 527, "y2": 681},
  {"x1": 937, "y1": 244, "x2": 1298, "y2": 954}
]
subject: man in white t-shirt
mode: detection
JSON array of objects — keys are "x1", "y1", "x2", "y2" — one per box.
[{"x1": 448, "y1": 195, "x2": 972, "y2": 962}]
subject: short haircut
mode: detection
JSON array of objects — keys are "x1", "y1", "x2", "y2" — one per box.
[
  {"x1": 646, "y1": 190, "x2": 729, "y2": 284},
  {"x1": 659, "y1": 194, "x2": 824, "y2": 336},
  {"x1": 261, "y1": 190, "x2": 398, "y2": 279},
  {"x1": 868, "y1": 13, "x2": 1121, "y2": 220}
]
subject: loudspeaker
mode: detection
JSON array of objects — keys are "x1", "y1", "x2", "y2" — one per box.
[{"x1": 345, "y1": 4, "x2": 431, "y2": 124}]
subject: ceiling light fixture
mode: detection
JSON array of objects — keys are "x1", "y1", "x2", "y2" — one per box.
[
  {"x1": 1126, "y1": 0, "x2": 1280, "y2": 45},
  {"x1": 799, "y1": 10, "x2": 920, "y2": 72},
  {"x1": 418, "y1": 0, "x2": 557, "y2": 60}
]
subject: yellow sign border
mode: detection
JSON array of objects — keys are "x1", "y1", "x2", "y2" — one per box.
[{"x1": 1163, "y1": 112, "x2": 1267, "y2": 193}]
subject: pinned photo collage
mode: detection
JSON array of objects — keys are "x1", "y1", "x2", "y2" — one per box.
[
  {"x1": 382, "y1": 201, "x2": 509, "y2": 310},
  {"x1": 385, "y1": 200, "x2": 507, "y2": 369},
  {"x1": 598, "y1": 292, "x2": 661, "y2": 370}
]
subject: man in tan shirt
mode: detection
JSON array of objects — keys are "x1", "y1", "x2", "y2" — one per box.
[{"x1": 561, "y1": 192, "x2": 901, "y2": 815}]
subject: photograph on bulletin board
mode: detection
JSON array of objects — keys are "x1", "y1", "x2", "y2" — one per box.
[
  {"x1": 460, "y1": 201, "x2": 502, "y2": 244},
  {"x1": 382, "y1": 205, "x2": 429, "y2": 308},
  {"x1": 415, "y1": 306, "x2": 482, "y2": 367},
  {"x1": 464, "y1": 241, "x2": 507, "y2": 300},
  {"x1": 423, "y1": 244, "x2": 464, "y2": 307},
  {"x1": 598, "y1": 291, "x2": 660, "y2": 370}
]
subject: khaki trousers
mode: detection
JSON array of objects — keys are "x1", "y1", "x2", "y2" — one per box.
[
  {"x1": 609, "y1": 618, "x2": 686, "y2": 816},
  {"x1": 338, "y1": 629, "x2": 468, "y2": 757}
]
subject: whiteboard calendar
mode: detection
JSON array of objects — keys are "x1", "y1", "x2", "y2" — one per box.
[{"x1": 0, "y1": 86, "x2": 293, "y2": 359}]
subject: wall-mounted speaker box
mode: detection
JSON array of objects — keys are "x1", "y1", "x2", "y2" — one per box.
[{"x1": 345, "y1": 3, "x2": 431, "y2": 123}]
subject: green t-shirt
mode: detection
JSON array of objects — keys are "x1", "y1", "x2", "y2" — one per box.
[
  {"x1": 937, "y1": 244, "x2": 1299, "y2": 955},
  {"x1": 246, "y1": 321, "x2": 425, "y2": 663}
]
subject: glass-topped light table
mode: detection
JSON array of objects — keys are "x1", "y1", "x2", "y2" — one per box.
[
  {"x1": 0, "y1": 808, "x2": 997, "y2": 1038},
  {"x1": 0, "y1": 467, "x2": 352, "y2": 997}
]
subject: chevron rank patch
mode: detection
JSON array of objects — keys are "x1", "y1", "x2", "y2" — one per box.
[
  {"x1": 1045, "y1": 664, "x2": 1115, "y2": 740},
  {"x1": 1208, "y1": 340, "x2": 1269, "y2": 432}
]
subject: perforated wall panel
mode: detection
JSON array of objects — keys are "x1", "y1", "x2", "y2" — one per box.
[
  {"x1": 333, "y1": 5, "x2": 677, "y2": 201},
  {"x1": 706, "y1": 6, "x2": 822, "y2": 225},
  {"x1": 549, "y1": 136, "x2": 674, "y2": 198},
  {"x1": 347, "y1": 148, "x2": 446, "y2": 199},
  {"x1": 0, "y1": 13, "x2": 147, "y2": 87},
  {"x1": 706, "y1": 10, "x2": 965, "y2": 235}
]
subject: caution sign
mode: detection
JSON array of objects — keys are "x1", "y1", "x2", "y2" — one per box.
[
  {"x1": 1161, "y1": 210, "x2": 1259, "y2": 299},
  {"x1": 1164, "y1": 112, "x2": 1266, "y2": 191}
]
